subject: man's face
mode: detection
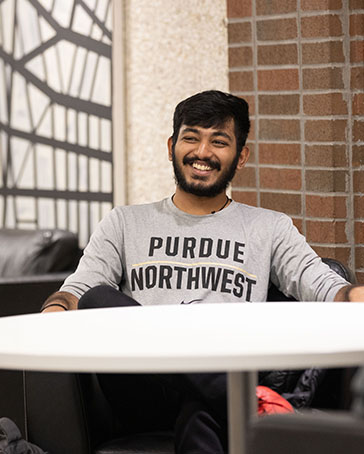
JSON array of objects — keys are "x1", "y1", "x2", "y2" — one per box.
[{"x1": 168, "y1": 119, "x2": 248, "y2": 197}]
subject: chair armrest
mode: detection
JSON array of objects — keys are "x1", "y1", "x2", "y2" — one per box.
[
  {"x1": 25, "y1": 372, "x2": 115, "y2": 454},
  {"x1": 249, "y1": 411, "x2": 364, "y2": 454},
  {"x1": 0, "y1": 273, "x2": 70, "y2": 317}
]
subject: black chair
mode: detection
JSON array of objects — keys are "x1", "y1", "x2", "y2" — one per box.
[
  {"x1": 17, "y1": 258, "x2": 357, "y2": 454},
  {"x1": 248, "y1": 368, "x2": 364, "y2": 454},
  {"x1": 0, "y1": 228, "x2": 81, "y2": 439}
]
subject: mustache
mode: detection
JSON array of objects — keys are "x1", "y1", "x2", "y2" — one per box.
[{"x1": 183, "y1": 156, "x2": 221, "y2": 171}]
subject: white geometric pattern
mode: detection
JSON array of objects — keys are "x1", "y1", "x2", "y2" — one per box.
[{"x1": 0, "y1": 0, "x2": 112, "y2": 246}]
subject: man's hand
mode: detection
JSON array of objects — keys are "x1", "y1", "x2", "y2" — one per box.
[
  {"x1": 42, "y1": 304, "x2": 68, "y2": 313},
  {"x1": 334, "y1": 285, "x2": 364, "y2": 302},
  {"x1": 41, "y1": 291, "x2": 79, "y2": 312}
]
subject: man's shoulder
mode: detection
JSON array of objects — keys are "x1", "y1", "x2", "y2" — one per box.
[
  {"x1": 114, "y1": 199, "x2": 166, "y2": 213},
  {"x1": 110, "y1": 199, "x2": 168, "y2": 223}
]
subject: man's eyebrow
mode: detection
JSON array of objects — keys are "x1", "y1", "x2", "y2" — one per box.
[
  {"x1": 210, "y1": 131, "x2": 233, "y2": 141},
  {"x1": 180, "y1": 127, "x2": 233, "y2": 141},
  {"x1": 180, "y1": 127, "x2": 200, "y2": 135}
]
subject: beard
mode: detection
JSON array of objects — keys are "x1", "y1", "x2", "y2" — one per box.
[{"x1": 172, "y1": 150, "x2": 240, "y2": 198}]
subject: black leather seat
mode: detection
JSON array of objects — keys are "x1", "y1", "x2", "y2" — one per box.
[
  {"x1": 0, "y1": 244, "x2": 357, "y2": 454},
  {"x1": 249, "y1": 408, "x2": 364, "y2": 454},
  {"x1": 24, "y1": 258, "x2": 357, "y2": 454},
  {"x1": 96, "y1": 433, "x2": 174, "y2": 454},
  {"x1": 0, "y1": 228, "x2": 81, "y2": 440}
]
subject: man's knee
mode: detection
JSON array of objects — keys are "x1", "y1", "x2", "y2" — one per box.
[
  {"x1": 175, "y1": 401, "x2": 226, "y2": 454},
  {"x1": 78, "y1": 285, "x2": 139, "y2": 310}
]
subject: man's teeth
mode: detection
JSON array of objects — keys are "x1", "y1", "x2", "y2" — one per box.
[{"x1": 192, "y1": 162, "x2": 212, "y2": 171}]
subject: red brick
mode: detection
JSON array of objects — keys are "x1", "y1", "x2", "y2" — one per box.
[
  {"x1": 260, "y1": 119, "x2": 301, "y2": 141},
  {"x1": 260, "y1": 192, "x2": 301, "y2": 215},
  {"x1": 259, "y1": 143, "x2": 301, "y2": 166},
  {"x1": 246, "y1": 141, "x2": 256, "y2": 164},
  {"x1": 350, "y1": 0, "x2": 364, "y2": 9},
  {"x1": 353, "y1": 146, "x2": 364, "y2": 167},
  {"x1": 306, "y1": 195, "x2": 347, "y2": 218},
  {"x1": 351, "y1": 41, "x2": 364, "y2": 63},
  {"x1": 232, "y1": 166, "x2": 256, "y2": 188},
  {"x1": 356, "y1": 272, "x2": 364, "y2": 285},
  {"x1": 303, "y1": 67, "x2": 344, "y2": 90},
  {"x1": 351, "y1": 67, "x2": 364, "y2": 90},
  {"x1": 356, "y1": 247, "x2": 364, "y2": 268},
  {"x1": 350, "y1": 14, "x2": 364, "y2": 36},
  {"x1": 305, "y1": 145, "x2": 348, "y2": 167},
  {"x1": 229, "y1": 46, "x2": 253, "y2": 67},
  {"x1": 248, "y1": 118, "x2": 256, "y2": 141},
  {"x1": 231, "y1": 190, "x2": 257, "y2": 206},
  {"x1": 354, "y1": 195, "x2": 364, "y2": 219},
  {"x1": 229, "y1": 71, "x2": 254, "y2": 92},
  {"x1": 312, "y1": 246, "x2": 351, "y2": 266},
  {"x1": 227, "y1": 0, "x2": 252, "y2": 17},
  {"x1": 258, "y1": 69, "x2": 299, "y2": 91},
  {"x1": 354, "y1": 170, "x2": 364, "y2": 193},
  {"x1": 353, "y1": 121, "x2": 364, "y2": 143},
  {"x1": 258, "y1": 44, "x2": 298, "y2": 65},
  {"x1": 259, "y1": 94, "x2": 300, "y2": 115},
  {"x1": 292, "y1": 218, "x2": 303, "y2": 233},
  {"x1": 256, "y1": 0, "x2": 297, "y2": 15},
  {"x1": 242, "y1": 95, "x2": 255, "y2": 115},
  {"x1": 355, "y1": 221, "x2": 364, "y2": 243},
  {"x1": 306, "y1": 220, "x2": 348, "y2": 244},
  {"x1": 306, "y1": 170, "x2": 348, "y2": 192},
  {"x1": 305, "y1": 120, "x2": 347, "y2": 142},
  {"x1": 302, "y1": 41, "x2": 344, "y2": 64},
  {"x1": 301, "y1": 0, "x2": 342, "y2": 9},
  {"x1": 353, "y1": 94, "x2": 364, "y2": 116},
  {"x1": 228, "y1": 22, "x2": 252, "y2": 43},
  {"x1": 301, "y1": 15, "x2": 343, "y2": 38},
  {"x1": 303, "y1": 93, "x2": 347, "y2": 116},
  {"x1": 256, "y1": 18, "x2": 297, "y2": 41},
  {"x1": 260, "y1": 168, "x2": 302, "y2": 190}
]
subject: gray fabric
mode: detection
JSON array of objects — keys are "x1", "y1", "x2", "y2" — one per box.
[
  {"x1": 0, "y1": 418, "x2": 47, "y2": 454},
  {"x1": 61, "y1": 198, "x2": 348, "y2": 304}
]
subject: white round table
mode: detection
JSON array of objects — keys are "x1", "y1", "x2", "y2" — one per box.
[{"x1": 1, "y1": 302, "x2": 364, "y2": 454}]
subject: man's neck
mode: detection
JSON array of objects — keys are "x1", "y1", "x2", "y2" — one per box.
[{"x1": 172, "y1": 189, "x2": 231, "y2": 215}]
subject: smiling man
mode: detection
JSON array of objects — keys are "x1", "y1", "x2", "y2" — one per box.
[
  {"x1": 41, "y1": 90, "x2": 364, "y2": 453},
  {"x1": 169, "y1": 93, "x2": 249, "y2": 214},
  {"x1": 170, "y1": 120, "x2": 248, "y2": 201}
]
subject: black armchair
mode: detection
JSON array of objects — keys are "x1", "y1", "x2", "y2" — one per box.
[
  {"x1": 0, "y1": 228, "x2": 81, "y2": 438},
  {"x1": 0, "y1": 244, "x2": 357, "y2": 454},
  {"x1": 0, "y1": 228, "x2": 81, "y2": 317}
]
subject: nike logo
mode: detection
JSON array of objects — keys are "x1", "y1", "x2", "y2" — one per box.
[{"x1": 180, "y1": 299, "x2": 203, "y2": 305}]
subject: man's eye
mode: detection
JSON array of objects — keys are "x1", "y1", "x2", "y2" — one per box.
[
  {"x1": 184, "y1": 136, "x2": 197, "y2": 142},
  {"x1": 213, "y1": 140, "x2": 227, "y2": 146}
]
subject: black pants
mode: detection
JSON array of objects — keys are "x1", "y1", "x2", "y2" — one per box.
[{"x1": 78, "y1": 286, "x2": 228, "y2": 454}]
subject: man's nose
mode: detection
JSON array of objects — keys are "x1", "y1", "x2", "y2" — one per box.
[{"x1": 196, "y1": 140, "x2": 212, "y2": 158}]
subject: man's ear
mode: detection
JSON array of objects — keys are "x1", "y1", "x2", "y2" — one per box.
[
  {"x1": 167, "y1": 137, "x2": 173, "y2": 161},
  {"x1": 236, "y1": 146, "x2": 250, "y2": 170}
]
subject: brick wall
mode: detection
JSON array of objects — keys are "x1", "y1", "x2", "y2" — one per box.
[{"x1": 228, "y1": 0, "x2": 364, "y2": 284}]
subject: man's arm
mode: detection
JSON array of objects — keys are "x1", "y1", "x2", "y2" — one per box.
[
  {"x1": 334, "y1": 285, "x2": 364, "y2": 302},
  {"x1": 41, "y1": 291, "x2": 79, "y2": 312}
]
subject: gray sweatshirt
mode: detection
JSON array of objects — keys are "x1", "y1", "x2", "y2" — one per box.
[{"x1": 61, "y1": 197, "x2": 348, "y2": 304}]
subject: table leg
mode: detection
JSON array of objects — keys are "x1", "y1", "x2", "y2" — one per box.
[{"x1": 227, "y1": 371, "x2": 257, "y2": 454}]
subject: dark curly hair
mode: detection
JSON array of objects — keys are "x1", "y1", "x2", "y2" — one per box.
[{"x1": 171, "y1": 90, "x2": 250, "y2": 154}]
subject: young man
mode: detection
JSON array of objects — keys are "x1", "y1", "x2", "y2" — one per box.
[{"x1": 42, "y1": 90, "x2": 364, "y2": 452}]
